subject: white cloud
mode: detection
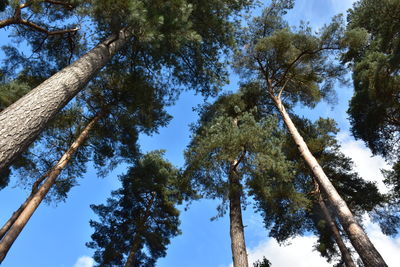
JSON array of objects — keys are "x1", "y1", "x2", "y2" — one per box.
[
  {"x1": 245, "y1": 219, "x2": 400, "y2": 267},
  {"x1": 364, "y1": 218, "x2": 400, "y2": 266},
  {"x1": 241, "y1": 131, "x2": 396, "y2": 267},
  {"x1": 337, "y1": 131, "x2": 389, "y2": 192},
  {"x1": 73, "y1": 256, "x2": 94, "y2": 267},
  {"x1": 247, "y1": 236, "x2": 330, "y2": 267}
]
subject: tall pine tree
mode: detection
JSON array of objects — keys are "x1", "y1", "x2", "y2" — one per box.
[{"x1": 234, "y1": 1, "x2": 386, "y2": 265}]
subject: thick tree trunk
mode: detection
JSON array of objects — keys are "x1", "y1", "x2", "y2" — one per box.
[
  {"x1": 124, "y1": 192, "x2": 156, "y2": 267},
  {"x1": 229, "y1": 160, "x2": 249, "y2": 267},
  {"x1": 0, "y1": 111, "x2": 103, "y2": 263},
  {"x1": 318, "y1": 194, "x2": 356, "y2": 267},
  {"x1": 273, "y1": 97, "x2": 387, "y2": 267},
  {"x1": 0, "y1": 27, "x2": 132, "y2": 172}
]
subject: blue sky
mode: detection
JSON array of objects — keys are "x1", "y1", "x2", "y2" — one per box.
[{"x1": 1, "y1": 1, "x2": 399, "y2": 266}]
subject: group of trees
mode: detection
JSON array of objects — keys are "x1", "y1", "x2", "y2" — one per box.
[{"x1": 0, "y1": 0, "x2": 398, "y2": 266}]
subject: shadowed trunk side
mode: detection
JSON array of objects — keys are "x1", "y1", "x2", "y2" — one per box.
[
  {"x1": 318, "y1": 192, "x2": 356, "y2": 267},
  {"x1": 124, "y1": 192, "x2": 156, "y2": 267},
  {"x1": 229, "y1": 159, "x2": 249, "y2": 267}
]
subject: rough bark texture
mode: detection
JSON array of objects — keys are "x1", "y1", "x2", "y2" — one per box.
[
  {"x1": 124, "y1": 192, "x2": 156, "y2": 267},
  {"x1": 229, "y1": 160, "x2": 249, "y2": 267},
  {"x1": 273, "y1": 97, "x2": 387, "y2": 267},
  {"x1": 0, "y1": 112, "x2": 103, "y2": 263},
  {"x1": 0, "y1": 27, "x2": 132, "y2": 172},
  {"x1": 318, "y1": 194, "x2": 356, "y2": 267}
]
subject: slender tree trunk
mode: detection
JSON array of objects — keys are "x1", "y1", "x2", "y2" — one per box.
[
  {"x1": 0, "y1": 172, "x2": 49, "y2": 240},
  {"x1": 0, "y1": 111, "x2": 103, "y2": 263},
  {"x1": 0, "y1": 27, "x2": 133, "y2": 172},
  {"x1": 124, "y1": 192, "x2": 156, "y2": 267},
  {"x1": 272, "y1": 97, "x2": 387, "y2": 267},
  {"x1": 318, "y1": 194, "x2": 356, "y2": 267},
  {"x1": 229, "y1": 160, "x2": 249, "y2": 267}
]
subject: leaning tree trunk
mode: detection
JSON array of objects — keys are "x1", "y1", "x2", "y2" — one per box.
[
  {"x1": 0, "y1": 172, "x2": 48, "y2": 240},
  {"x1": 318, "y1": 193, "x2": 356, "y2": 267},
  {"x1": 0, "y1": 27, "x2": 133, "y2": 172},
  {"x1": 0, "y1": 111, "x2": 104, "y2": 263},
  {"x1": 228, "y1": 160, "x2": 249, "y2": 267},
  {"x1": 124, "y1": 192, "x2": 156, "y2": 267},
  {"x1": 272, "y1": 96, "x2": 387, "y2": 267}
]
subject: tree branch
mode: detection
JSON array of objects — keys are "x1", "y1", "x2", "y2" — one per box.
[
  {"x1": 0, "y1": 0, "x2": 78, "y2": 35},
  {"x1": 44, "y1": 0, "x2": 75, "y2": 10}
]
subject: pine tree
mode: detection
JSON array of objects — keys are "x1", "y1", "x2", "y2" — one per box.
[
  {"x1": 234, "y1": 1, "x2": 386, "y2": 265},
  {"x1": 252, "y1": 115, "x2": 383, "y2": 266},
  {"x1": 87, "y1": 151, "x2": 183, "y2": 267},
  {"x1": 0, "y1": 0, "x2": 253, "y2": 172},
  {"x1": 342, "y1": 0, "x2": 400, "y2": 235},
  {"x1": 184, "y1": 86, "x2": 307, "y2": 267},
  {"x1": 0, "y1": 66, "x2": 171, "y2": 262}
]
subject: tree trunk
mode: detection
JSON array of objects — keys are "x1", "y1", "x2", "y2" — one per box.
[
  {"x1": 0, "y1": 111, "x2": 103, "y2": 263},
  {"x1": 229, "y1": 160, "x2": 249, "y2": 267},
  {"x1": 0, "y1": 27, "x2": 133, "y2": 172},
  {"x1": 0, "y1": 172, "x2": 49, "y2": 240},
  {"x1": 124, "y1": 192, "x2": 156, "y2": 267},
  {"x1": 273, "y1": 97, "x2": 387, "y2": 267},
  {"x1": 318, "y1": 194, "x2": 356, "y2": 267}
]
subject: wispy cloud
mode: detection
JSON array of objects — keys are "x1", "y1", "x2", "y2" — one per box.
[
  {"x1": 73, "y1": 256, "x2": 94, "y2": 267},
  {"x1": 337, "y1": 131, "x2": 389, "y2": 192}
]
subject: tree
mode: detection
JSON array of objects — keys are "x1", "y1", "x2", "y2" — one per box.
[
  {"x1": 234, "y1": 1, "x2": 387, "y2": 265},
  {"x1": 0, "y1": 0, "x2": 80, "y2": 33},
  {"x1": 0, "y1": 0, "x2": 253, "y2": 172},
  {"x1": 253, "y1": 257, "x2": 271, "y2": 267},
  {"x1": 87, "y1": 151, "x2": 183, "y2": 267},
  {"x1": 253, "y1": 116, "x2": 383, "y2": 266},
  {"x1": 342, "y1": 0, "x2": 400, "y2": 235},
  {"x1": 287, "y1": 117, "x2": 382, "y2": 266},
  {"x1": 343, "y1": 0, "x2": 400, "y2": 162},
  {"x1": 0, "y1": 65, "x2": 171, "y2": 262},
  {"x1": 0, "y1": 109, "x2": 103, "y2": 263},
  {"x1": 184, "y1": 87, "x2": 307, "y2": 267}
]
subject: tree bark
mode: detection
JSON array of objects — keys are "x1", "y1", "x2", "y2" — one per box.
[
  {"x1": 0, "y1": 172, "x2": 49, "y2": 240},
  {"x1": 229, "y1": 160, "x2": 249, "y2": 267},
  {"x1": 0, "y1": 26, "x2": 133, "y2": 172},
  {"x1": 0, "y1": 111, "x2": 103, "y2": 263},
  {"x1": 124, "y1": 192, "x2": 156, "y2": 267},
  {"x1": 272, "y1": 96, "x2": 387, "y2": 267},
  {"x1": 318, "y1": 194, "x2": 356, "y2": 267}
]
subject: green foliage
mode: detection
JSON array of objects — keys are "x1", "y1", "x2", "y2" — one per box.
[
  {"x1": 184, "y1": 86, "x2": 308, "y2": 222},
  {"x1": 235, "y1": 0, "x2": 345, "y2": 108},
  {"x1": 343, "y1": 0, "x2": 400, "y2": 237},
  {"x1": 2, "y1": 0, "x2": 254, "y2": 97},
  {"x1": 10, "y1": 65, "x2": 171, "y2": 202},
  {"x1": 343, "y1": 0, "x2": 400, "y2": 161},
  {"x1": 0, "y1": 0, "x2": 8, "y2": 12},
  {"x1": 0, "y1": 73, "x2": 35, "y2": 111},
  {"x1": 87, "y1": 151, "x2": 182, "y2": 267},
  {"x1": 279, "y1": 116, "x2": 383, "y2": 263}
]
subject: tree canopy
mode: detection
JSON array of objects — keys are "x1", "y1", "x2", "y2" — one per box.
[{"x1": 87, "y1": 151, "x2": 182, "y2": 267}]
